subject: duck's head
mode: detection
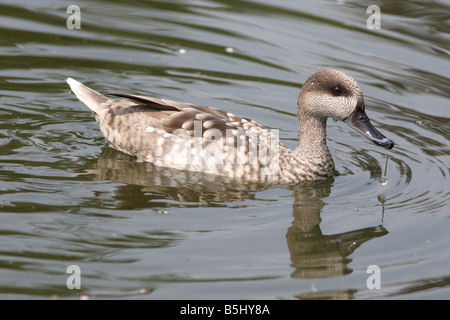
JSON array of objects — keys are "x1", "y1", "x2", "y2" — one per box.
[{"x1": 298, "y1": 68, "x2": 394, "y2": 149}]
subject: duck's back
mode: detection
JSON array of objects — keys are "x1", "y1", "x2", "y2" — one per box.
[{"x1": 67, "y1": 78, "x2": 288, "y2": 181}]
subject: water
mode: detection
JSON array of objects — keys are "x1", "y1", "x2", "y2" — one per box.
[{"x1": 0, "y1": 0, "x2": 449, "y2": 299}]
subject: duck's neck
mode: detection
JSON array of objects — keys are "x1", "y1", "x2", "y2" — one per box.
[
  {"x1": 277, "y1": 115, "x2": 334, "y2": 181},
  {"x1": 294, "y1": 115, "x2": 329, "y2": 156}
]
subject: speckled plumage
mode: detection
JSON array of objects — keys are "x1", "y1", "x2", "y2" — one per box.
[{"x1": 67, "y1": 69, "x2": 393, "y2": 183}]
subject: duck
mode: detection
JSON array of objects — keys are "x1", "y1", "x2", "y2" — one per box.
[{"x1": 66, "y1": 69, "x2": 394, "y2": 183}]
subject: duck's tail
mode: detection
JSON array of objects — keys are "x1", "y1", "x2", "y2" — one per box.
[{"x1": 66, "y1": 78, "x2": 107, "y2": 114}]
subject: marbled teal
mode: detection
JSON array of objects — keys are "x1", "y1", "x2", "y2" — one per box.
[{"x1": 67, "y1": 69, "x2": 394, "y2": 183}]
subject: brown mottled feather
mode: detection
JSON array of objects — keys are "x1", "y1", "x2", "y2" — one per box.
[
  {"x1": 107, "y1": 93, "x2": 240, "y2": 136},
  {"x1": 66, "y1": 69, "x2": 393, "y2": 183}
]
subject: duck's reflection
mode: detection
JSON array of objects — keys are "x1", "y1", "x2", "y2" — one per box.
[
  {"x1": 81, "y1": 147, "x2": 271, "y2": 208},
  {"x1": 287, "y1": 182, "x2": 387, "y2": 279},
  {"x1": 81, "y1": 147, "x2": 388, "y2": 297}
]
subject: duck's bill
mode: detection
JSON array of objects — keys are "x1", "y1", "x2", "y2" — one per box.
[{"x1": 344, "y1": 107, "x2": 394, "y2": 149}]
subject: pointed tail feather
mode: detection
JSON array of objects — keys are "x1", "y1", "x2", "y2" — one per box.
[{"x1": 66, "y1": 78, "x2": 107, "y2": 114}]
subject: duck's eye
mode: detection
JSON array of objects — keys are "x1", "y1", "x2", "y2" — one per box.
[{"x1": 331, "y1": 86, "x2": 343, "y2": 96}]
